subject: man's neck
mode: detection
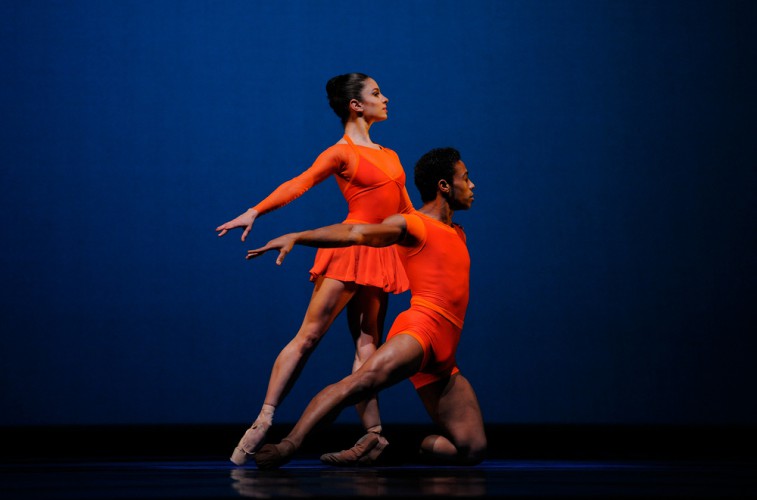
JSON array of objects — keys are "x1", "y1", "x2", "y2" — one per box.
[{"x1": 418, "y1": 198, "x2": 454, "y2": 226}]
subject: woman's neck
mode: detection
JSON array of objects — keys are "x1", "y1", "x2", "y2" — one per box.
[{"x1": 343, "y1": 121, "x2": 375, "y2": 147}]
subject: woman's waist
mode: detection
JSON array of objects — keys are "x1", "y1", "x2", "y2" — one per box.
[
  {"x1": 343, "y1": 215, "x2": 386, "y2": 224},
  {"x1": 343, "y1": 200, "x2": 411, "y2": 223}
]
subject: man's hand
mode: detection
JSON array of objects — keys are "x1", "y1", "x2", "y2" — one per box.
[{"x1": 246, "y1": 233, "x2": 299, "y2": 265}]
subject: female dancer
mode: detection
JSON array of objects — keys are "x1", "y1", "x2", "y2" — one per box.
[{"x1": 216, "y1": 73, "x2": 414, "y2": 465}]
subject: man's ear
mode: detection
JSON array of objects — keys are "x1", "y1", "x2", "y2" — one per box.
[{"x1": 438, "y1": 179, "x2": 450, "y2": 194}]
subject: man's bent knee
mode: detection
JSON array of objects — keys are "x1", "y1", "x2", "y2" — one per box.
[
  {"x1": 345, "y1": 368, "x2": 384, "y2": 395},
  {"x1": 463, "y1": 440, "x2": 487, "y2": 465},
  {"x1": 456, "y1": 434, "x2": 487, "y2": 465}
]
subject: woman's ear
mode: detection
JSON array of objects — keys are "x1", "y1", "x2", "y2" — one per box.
[{"x1": 349, "y1": 99, "x2": 363, "y2": 113}]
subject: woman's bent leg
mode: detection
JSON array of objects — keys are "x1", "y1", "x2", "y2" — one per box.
[
  {"x1": 323, "y1": 286, "x2": 389, "y2": 465},
  {"x1": 346, "y1": 285, "x2": 388, "y2": 429}
]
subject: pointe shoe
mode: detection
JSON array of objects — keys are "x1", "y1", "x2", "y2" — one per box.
[
  {"x1": 254, "y1": 439, "x2": 296, "y2": 470},
  {"x1": 320, "y1": 431, "x2": 388, "y2": 466},
  {"x1": 230, "y1": 420, "x2": 272, "y2": 466}
]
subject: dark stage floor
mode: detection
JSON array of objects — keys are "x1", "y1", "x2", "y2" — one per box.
[
  {"x1": 2, "y1": 424, "x2": 755, "y2": 499},
  {"x1": 3, "y1": 458, "x2": 757, "y2": 499}
]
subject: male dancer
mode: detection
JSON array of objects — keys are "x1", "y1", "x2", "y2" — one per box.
[{"x1": 246, "y1": 147, "x2": 485, "y2": 469}]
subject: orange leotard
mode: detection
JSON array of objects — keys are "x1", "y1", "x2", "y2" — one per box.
[
  {"x1": 387, "y1": 211, "x2": 470, "y2": 388},
  {"x1": 252, "y1": 136, "x2": 414, "y2": 293}
]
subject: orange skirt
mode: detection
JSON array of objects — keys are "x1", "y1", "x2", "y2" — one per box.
[{"x1": 309, "y1": 245, "x2": 410, "y2": 294}]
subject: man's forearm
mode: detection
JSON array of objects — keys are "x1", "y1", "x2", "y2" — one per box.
[
  {"x1": 293, "y1": 224, "x2": 359, "y2": 248},
  {"x1": 295, "y1": 223, "x2": 401, "y2": 249}
]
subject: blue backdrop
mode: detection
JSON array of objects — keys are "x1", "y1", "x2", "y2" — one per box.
[{"x1": 1, "y1": 0, "x2": 755, "y2": 427}]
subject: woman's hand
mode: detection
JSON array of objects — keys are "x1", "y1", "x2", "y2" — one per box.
[{"x1": 216, "y1": 208, "x2": 259, "y2": 241}]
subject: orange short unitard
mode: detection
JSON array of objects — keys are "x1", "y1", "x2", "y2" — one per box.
[{"x1": 387, "y1": 212, "x2": 471, "y2": 388}]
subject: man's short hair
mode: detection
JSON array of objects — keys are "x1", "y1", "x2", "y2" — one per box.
[{"x1": 414, "y1": 147, "x2": 461, "y2": 203}]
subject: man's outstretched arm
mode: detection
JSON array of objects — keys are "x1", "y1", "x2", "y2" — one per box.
[{"x1": 246, "y1": 214, "x2": 408, "y2": 266}]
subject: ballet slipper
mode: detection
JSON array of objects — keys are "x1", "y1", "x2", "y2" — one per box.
[
  {"x1": 254, "y1": 439, "x2": 297, "y2": 470},
  {"x1": 320, "y1": 431, "x2": 388, "y2": 466},
  {"x1": 359, "y1": 434, "x2": 389, "y2": 465},
  {"x1": 230, "y1": 420, "x2": 272, "y2": 466}
]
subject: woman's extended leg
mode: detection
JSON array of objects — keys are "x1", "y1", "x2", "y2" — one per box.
[
  {"x1": 231, "y1": 277, "x2": 357, "y2": 464},
  {"x1": 265, "y1": 277, "x2": 358, "y2": 405}
]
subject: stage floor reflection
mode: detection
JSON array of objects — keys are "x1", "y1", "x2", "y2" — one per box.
[{"x1": 2, "y1": 458, "x2": 755, "y2": 499}]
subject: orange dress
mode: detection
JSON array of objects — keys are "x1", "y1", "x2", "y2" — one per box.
[
  {"x1": 252, "y1": 136, "x2": 413, "y2": 293},
  {"x1": 386, "y1": 211, "x2": 470, "y2": 389}
]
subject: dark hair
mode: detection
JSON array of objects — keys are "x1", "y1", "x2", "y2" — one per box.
[
  {"x1": 414, "y1": 147, "x2": 461, "y2": 203},
  {"x1": 326, "y1": 73, "x2": 371, "y2": 125}
]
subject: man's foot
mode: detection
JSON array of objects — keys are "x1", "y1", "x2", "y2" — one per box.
[
  {"x1": 320, "y1": 431, "x2": 389, "y2": 466},
  {"x1": 230, "y1": 419, "x2": 272, "y2": 466},
  {"x1": 254, "y1": 439, "x2": 297, "y2": 470}
]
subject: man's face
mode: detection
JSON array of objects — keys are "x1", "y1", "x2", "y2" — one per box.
[{"x1": 449, "y1": 160, "x2": 475, "y2": 210}]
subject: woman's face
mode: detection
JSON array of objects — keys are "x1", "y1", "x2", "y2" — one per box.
[{"x1": 356, "y1": 78, "x2": 389, "y2": 122}]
